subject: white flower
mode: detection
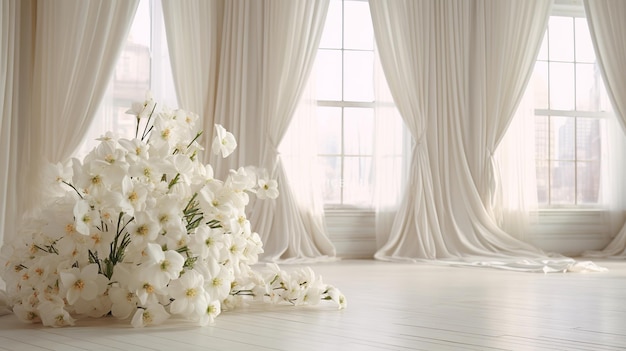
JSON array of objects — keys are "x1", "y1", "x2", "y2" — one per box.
[
  {"x1": 131, "y1": 302, "x2": 169, "y2": 328},
  {"x1": 126, "y1": 91, "x2": 156, "y2": 120},
  {"x1": 118, "y1": 176, "x2": 149, "y2": 216},
  {"x1": 167, "y1": 270, "x2": 208, "y2": 317},
  {"x1": 212, "y1": 124, "x2": 237, "y2": 158},
  {"x1": 87, "y1": 229, "x2": 114, "y2": 258},
  {"x1": 227, "y1": 167, "x2": 256, "y2": 192},
  {"x1": 73, "y1": 199, "x2": 99, "y2": 236},
  {"x1": 199, "y1": 187, "x2": 232, "y2": 219},
  {"x1": 127, "y1": 212, "x2": 159, "y2": 249},
  {"x1": 38, "y1": 296, "x2": 76, "y2": 327},
  {"x1": 108, "y1": 286, "x2": 138, "y2": 320},
  {"x1": 199, "y1": 299, "x2": 221, "y2": 326},
  {"x1": 154, "y1": 194, "x2": 185, "y2": 231},
  {"x1": 43, "y1": 161, "x2": 72, "y2": 197},
  {"x1": 204, "y1": 260, "x2": 234, "y2": 302},
  {"x1": 256, "y1": 178, "x2": 279, "y2": 200},
  {"x1": 325, "y1": 286, "x2": 347, "y2": 309},
  {"x1": 143, "y1": 243, "x2": 185, "y2": 288},
  {"x1": 131, "y1": 275, "x2": 164, "y2": 307},
  {"x1": 59, "y1": 264, "x2": 103, "y2": 305},
  {"x1": 188, "y1": 225, "x2": 225, "y2": 260},
  {"x1": 118, "y1": 138, "x2": 149, "y2": 161},
  {"x1": 12, "y1": 303, "x2": 41, "y2": 324},
  {"x1": 72, "y1": 293, "x2": 112, "y2": 318}
]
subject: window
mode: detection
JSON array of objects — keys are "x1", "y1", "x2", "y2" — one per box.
[
  {"x1": 531, "y1": 5, "x2": 612, "y2": 208},
  {"x1": 315, "y1": 0, "x2": 404, "y2": 208},
  {"x1": 76, "y1": 0, "x2": 177, "y2": 157}
]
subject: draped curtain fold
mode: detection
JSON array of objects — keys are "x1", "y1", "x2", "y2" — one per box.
[
  {"x1": 1, "y1": 0, "x2": 21, "y2": 297},
  {"x1": 163, "y1": 0, "x2": 336, "y2": 262},
  {"x1": 582, "y1": 0, "x2": 626, "y2": 258},
  {"x1": 250, "y1": 0, "x2": 335, "y2": 262},
  {"x1": 164, "y1": 0, "x2": 261, "y2": 178},
  {"x1": 370, "y1": 0, "x2": 580, "y2": 271},
  {"x1": 16, "y1": 0, "x2": 138, "y2": 230},
  {"x1": 1, "y1": 0, "x2": 137, "y2": 311},
  {"x1": 468, "y1": 0, "x2": 552, "y2": 223},
  {"x1": 161, "y1": 0, "x2": 223, "y2": 158},
  {"x1": 369, "y1": 0, "x2": 442, "y2": 257}
]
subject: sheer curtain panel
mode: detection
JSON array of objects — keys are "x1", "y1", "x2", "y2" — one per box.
[
  {"x1": 163, "y1": 0, "x2": 336, "y2": 262},
  {"x1": 249, "y1": 0, "x2": 336, "y2": 262},
  {"x1": 164, "y1": 0, "x2": 263, "y2": 178},
  {"x1": 17, "y1": 0, "x2": 138, "y2": 223},
  {"x1": 162, "y1": 0, "x2": 223, "y2": 166},
  {"x1": 0, "y1": 0, "x2": 20, "y2": 253},
  {"x1": 0, "y1": 0, "x2": 22, "y2": 303},
  {"x1": 582, "y1": 0, "x2": 626, "y2": 258},
  {"x1": 370, "y1": 0, "x2": 596, "y2": 272},
  {"x1": 468, "y1": 0, "x2": 551, "y2": 224},
  {"x1": 1, "y1": 0, "x2": 137, "y2": 312}
]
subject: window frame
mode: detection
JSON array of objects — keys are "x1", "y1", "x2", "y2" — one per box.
[
  {"x1": 316, "y1": 0, "x2": 379, "y2": 209},
  {"x1": 533, "y1": 1, "x2": 611, "y2": 209}
]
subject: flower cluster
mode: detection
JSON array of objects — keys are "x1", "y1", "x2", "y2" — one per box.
[{"x1": 0, "y1": 94, "x2": 345, "y2": 327}]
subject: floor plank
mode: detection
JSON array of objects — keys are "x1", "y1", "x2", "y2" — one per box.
[{"x1": 1, "y1": 259, "x2": 626, "y2": 350}]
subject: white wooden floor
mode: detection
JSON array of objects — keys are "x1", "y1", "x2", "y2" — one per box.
[{"x1": 1, "y1": 259, "x2": 626, "y2": 351}]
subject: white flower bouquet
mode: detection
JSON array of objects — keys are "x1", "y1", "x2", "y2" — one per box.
[{"x1": 0, "y1": 94, "x2": 345, "y2": 327}]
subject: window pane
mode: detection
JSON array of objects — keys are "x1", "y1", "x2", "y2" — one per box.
[
  {"x1": 344, "y1": 107, "x2": 374, "y2": 155},
  {"x1": 576, "y1": 117, "x2": 602, "y2": 161},
  {"x1": 316, "y1": 49, "x2": 342, "y2": 101},
  {"x1": 344, "y1": 0, "x2": 374, "y2": 50},
  {"x1": 376, "y1": 110, "x2": 405, "y2": 155},
  {"x1": 317, "y1": 107, "x2": 342, "y2": 155},
  {"x1": 532, "y1": 61, "x2": 549, "y2": 110},
  {"x1": 536, "y1": 160, "x2": 549, "y2": 206},
  {"x1": 376, "y1": 155, "x2": 404, "y2": 204},
  {"x1": 551, "y1": 116, "x2": 575, "y2": 160},
  {"x1": 534, "y1": 115, "x2": 549, "y2": 160},
  {"x1": 530, "y1": 15, "x2": 613, "y2": 209},
  {"x1": 344, "y1": 50, "x2": 374, "y2": 101},
  {"x1": 343, "y1": 156, "x2": 373, "y2": 205},
  {"x1": 319, "y1": 0, "x2": 342, "y2": 49},
  {"x1": 319, "y1": 156, "x2": 341, "y2": 204},
  {"x1": 549, "y1": 62, "x2": 575, "y2": 110},
  {"x1": 548, "y1": 16, "x2": 574, "y2": 62},
  {"x1": 550, "y1": 160, "x2": 575, "y2": 205},
  {"x1": 575, "y1": 17, "x2": 595, "y2": 63},
  {"x1": 576, "y1": 63, "x2": 602, "y2": 111},
  {"x1": 577, "y1": 160, "x2": 600, "y2": 204}
]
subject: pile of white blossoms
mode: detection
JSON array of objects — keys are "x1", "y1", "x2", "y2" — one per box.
[{"x1": 0, "y1": 95, "x2": 345, "y2": 328}]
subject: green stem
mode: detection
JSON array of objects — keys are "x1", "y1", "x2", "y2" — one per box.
[{"x1": 62, "y1": 181, "x2": 83, "y2": 199}]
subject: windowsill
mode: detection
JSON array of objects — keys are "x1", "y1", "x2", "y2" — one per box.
[
  {"x1": 532, "y1": 207, "x2": 607, "y2": 214},
  {"x1": 325, "y1": 206, "x2": 608, "y2": 214},
  {"x1": 324, "y1": 206, "x2": 375, "y2": 215}
]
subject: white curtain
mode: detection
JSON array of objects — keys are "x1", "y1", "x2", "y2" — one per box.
[
  {"x1": 163, "y1": 0, "x2": 336, "y2": 262},
  {"x1": 163, "y1": 0, "x2": 262, "y2": 178},
  {"x1": 468, "y1": 0, "x2": 551, "y2": 224},
  {"x1": 582, "y1": 0, "x2": 626, "y2": 258},
  {"x1": 370, "y1": 0, "x2": 586, "y2": 271},
  {"x1": 162, "y1": 0, "x2": 223, "y2": 167},
  {"x1": 0, "y1": 0, "x2": 20, "y2": 256},
  {"x1": 495, "y1": 89, "x2": 539, "y2": 242},
  {"x1": 249, "y1": 0, "x2": 335, "y2": 262},
  {"x1": 0, "y1": 0, "x2": 137, "y2": 312},
  {"x1": 16, "y1": 0, "x2": 138, "y2": 229}
]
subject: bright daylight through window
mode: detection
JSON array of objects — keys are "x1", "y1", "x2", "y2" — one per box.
[
  {"x1": 315, "y1": 0, "x2": 403, "y2": 208},
  {"x1": 76, "y1": 0, "x2": 176, "y2": 157},
  {"x1": 531, "y1": 12, "x2": 612, "y2": 208}
]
